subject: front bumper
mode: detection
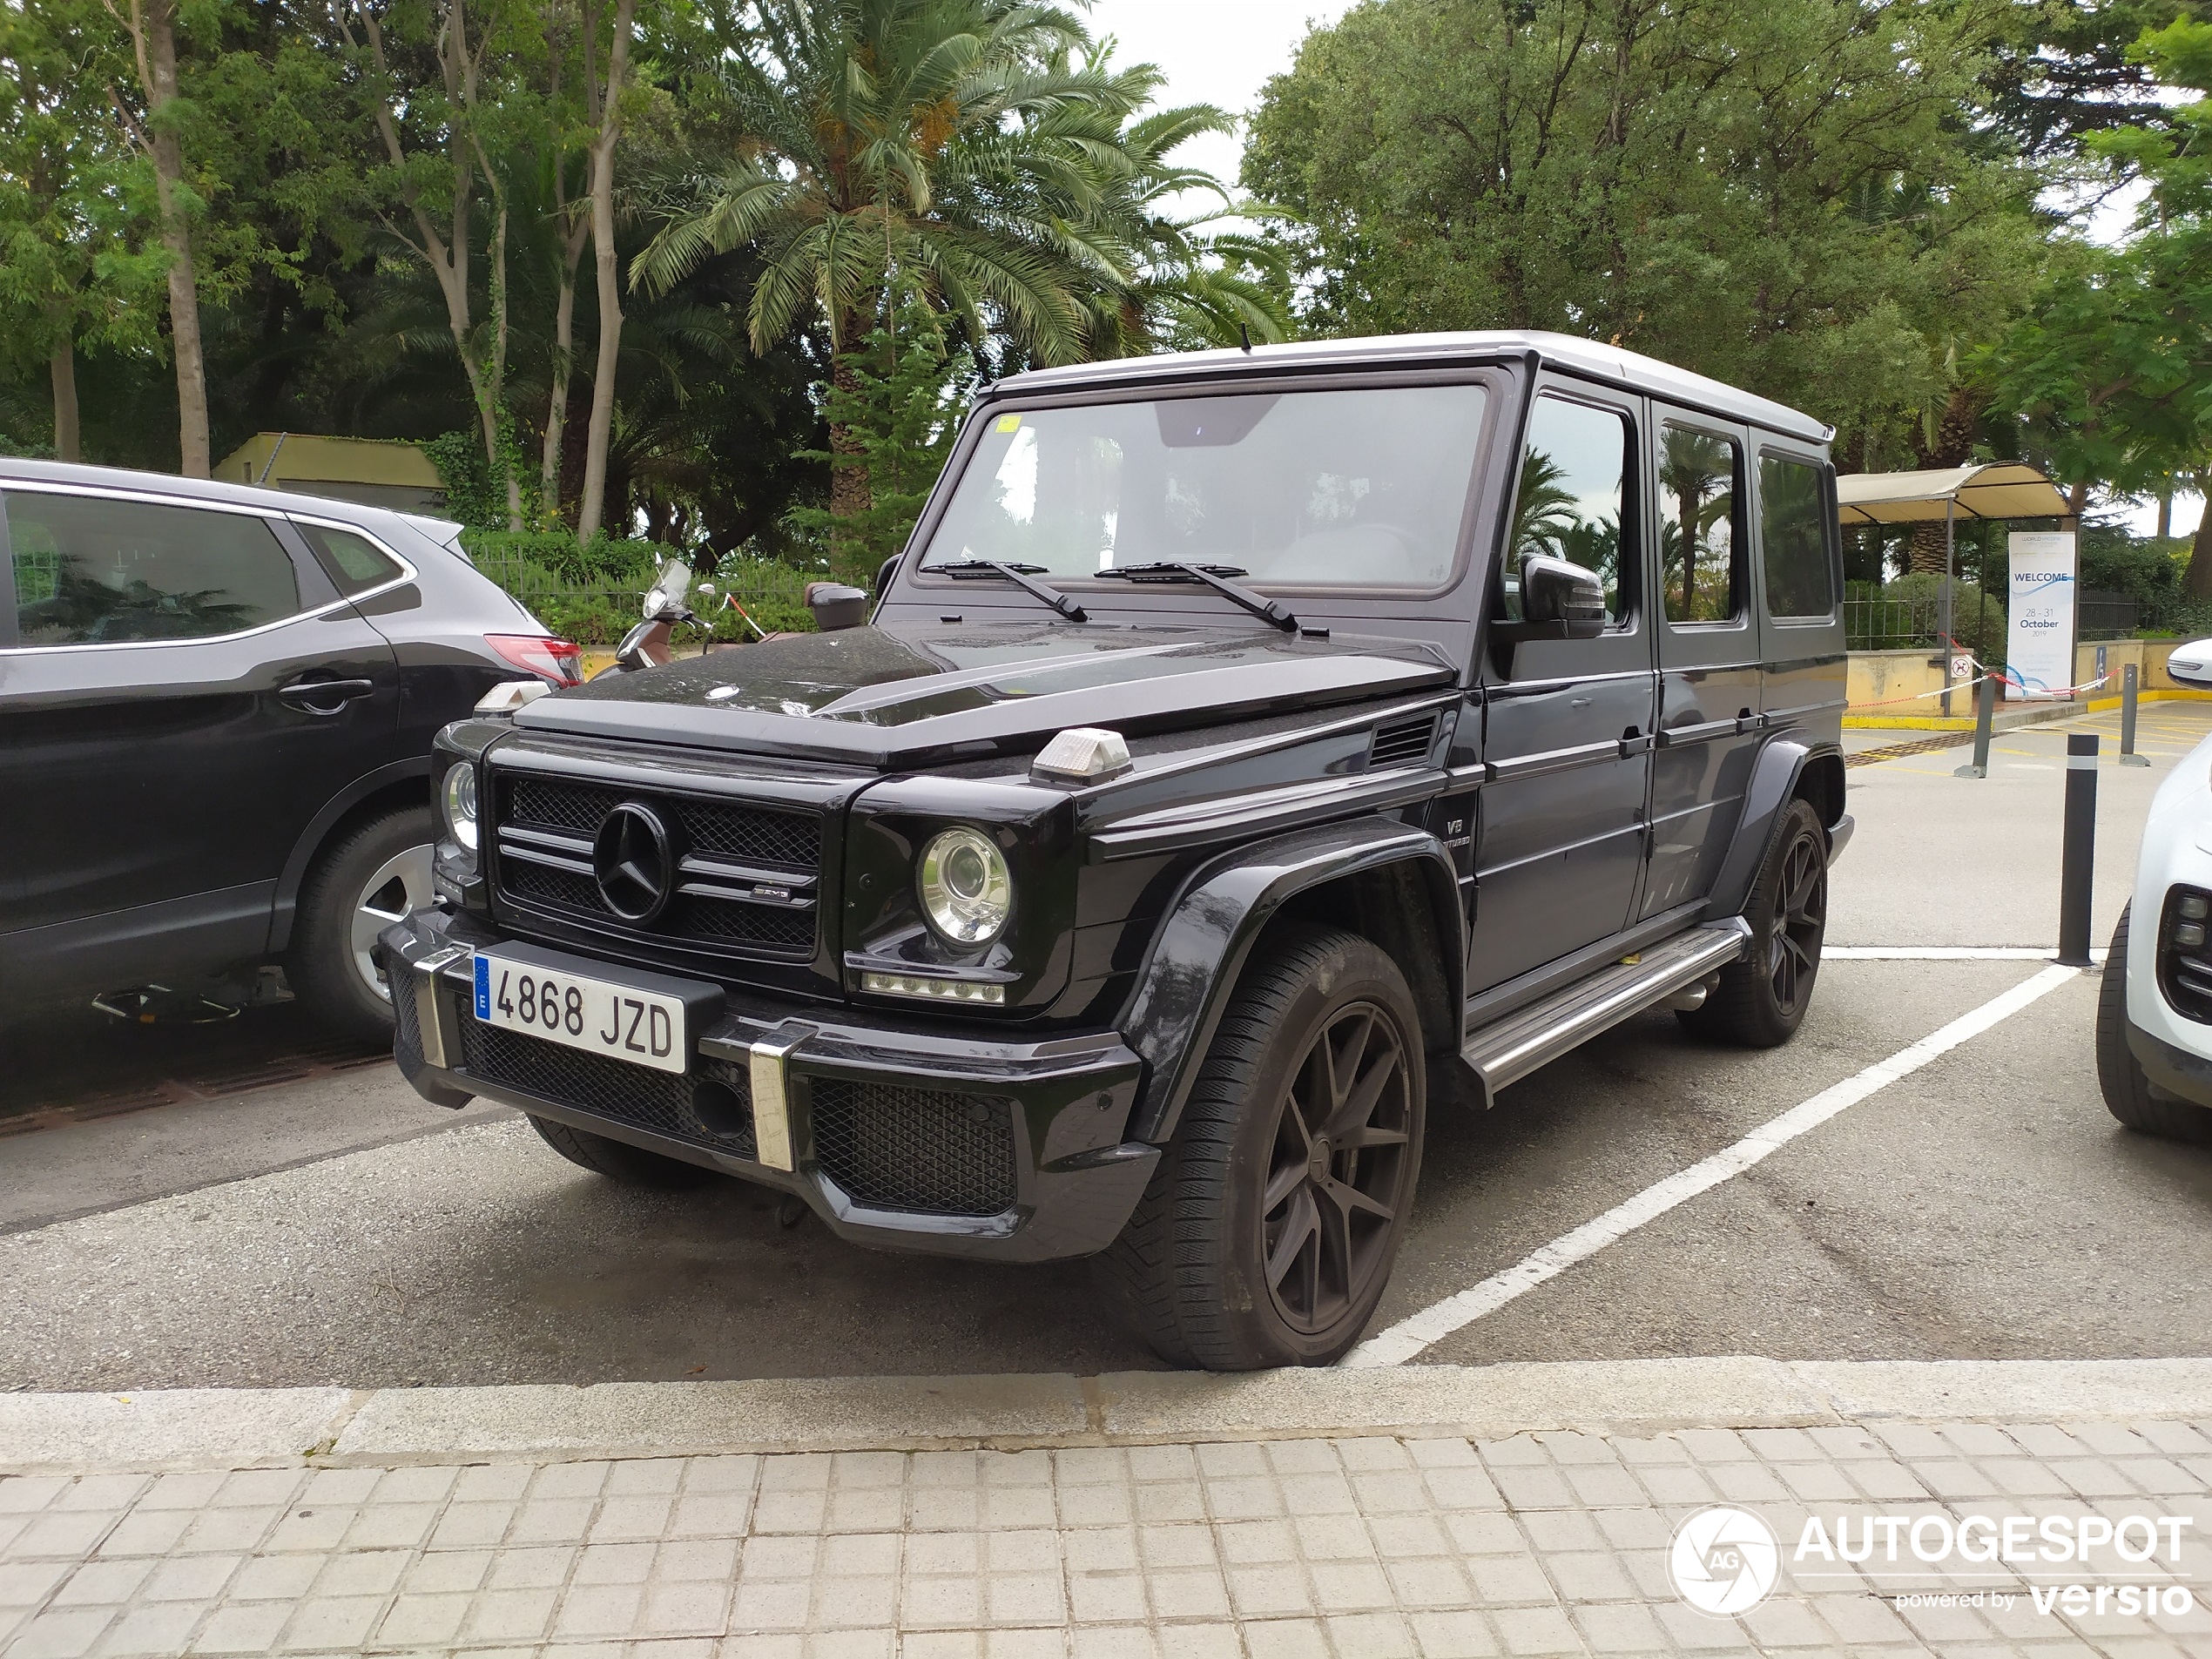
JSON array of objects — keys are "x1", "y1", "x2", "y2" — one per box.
[{"x1": 381, "y1": 910, "x2": 1157, "y2": 1262}]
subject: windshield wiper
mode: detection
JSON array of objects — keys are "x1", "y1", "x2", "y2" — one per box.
[
  {"x1": 921, "y1": 560, "x2": 1088, "y2": 623},
  {"x1": 1095, "y1": 562, "x2": 1298, "y2": 632}
]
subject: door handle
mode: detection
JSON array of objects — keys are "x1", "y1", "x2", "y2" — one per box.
[
  {"x1": 278, "y1": 678, "x2": 376, "y2": 714},
  {"x1": 1569, "y1": 696, "x2": 1593, "y2": 710}
]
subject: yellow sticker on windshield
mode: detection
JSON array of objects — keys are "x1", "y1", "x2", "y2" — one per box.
[{"x1": 995, "y1": 414, "x2": 1022, "y2": 434}]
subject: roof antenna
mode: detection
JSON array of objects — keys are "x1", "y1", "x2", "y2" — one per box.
[{"x1": 1239, "y1": 324, "x2": 1252, "y2": 354}]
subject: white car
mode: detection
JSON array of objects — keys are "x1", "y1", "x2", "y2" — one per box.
[{"x1": 2099, "y1": 638, "x2": 2212, "y2": 1142}]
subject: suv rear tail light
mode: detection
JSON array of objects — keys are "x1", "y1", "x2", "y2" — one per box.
[{"x1": 486, "y1": 634, "x2": 583, "y2": 686}]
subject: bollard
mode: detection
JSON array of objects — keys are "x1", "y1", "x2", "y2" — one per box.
[
  {"x1": 2057, "y1": 732, "x2": 2098, "y2": 967},
  {"x1": 1954, "y1": 674, "x2": 1996, "y2": 779},
  {"x1": 2120, "y1": 662, "x2": 2150, "y2": 766}
]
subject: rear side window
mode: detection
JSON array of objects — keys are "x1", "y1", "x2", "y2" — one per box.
[
  {"x1": 1659, "y1": 423, "x2": 1743, "y2": 624},
  {"x1": 293, "y1": 522, "x2": 403, "y2": 597},
  {"x1": 1760, "y1": 455, "x2": 1835, "y2": 618},
  {"x1": 8, "y1": 492, "x2": 301, "y2": 645}
]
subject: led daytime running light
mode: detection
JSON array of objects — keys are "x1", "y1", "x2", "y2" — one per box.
[{"x1": 862, "y1": 971, "x2": 1006, "y2": 1005}]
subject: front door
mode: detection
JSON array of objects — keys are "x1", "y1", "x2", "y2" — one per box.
[
  {"x1": 1467, "y1": 385, "x2": 1656, "y2": 994},
  {"x1": 0, "y1": 487, "x2": 401, "y2": 991},
  {"x1": 1641, "y1": 408, "x2": 1764, "y2": 915}
]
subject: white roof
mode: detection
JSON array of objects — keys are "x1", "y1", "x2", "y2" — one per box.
[{"x1": 1835, "y1": 463, "x2": 2072, "y2": 525}]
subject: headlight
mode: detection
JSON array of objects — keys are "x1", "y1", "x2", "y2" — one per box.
[
  {"x1": 917, "y1": 826, "x2": 1012, "y2": 946},
  {"x1": 441, "y1": 762, "x2": 480, "y2": 853}
]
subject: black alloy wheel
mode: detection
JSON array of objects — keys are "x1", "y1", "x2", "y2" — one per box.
[
  {"x1": 1766, "y1": 816, "x2": 1828, "y2": 1018},
  {"x1": 1260, "y1": 1001, "x2": 1415, "y2": 1336},
  {"x1": 1681, "y1": 796, "x2": 1828, "y2": 1049},
  {"x1": 1095, "y1": 924, "x2": 1426, "y2": 1370}
]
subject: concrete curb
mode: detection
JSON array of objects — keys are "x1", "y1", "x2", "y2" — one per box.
[{"x1": 3, "y1": 1359, "x2": 2209, "y2": 1474}]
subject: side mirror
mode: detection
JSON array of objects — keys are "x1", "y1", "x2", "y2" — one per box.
[
  {"x1": 806, "y1": 581, "x2": 869, "y2": 631},
  {"x1": 1521, "y1": 554, "x2": 1607, "y2": 636},
  {"x1": 2168, "y1": 638, "x2": 2212, "y2": 687},
  {"x1": 874, "y1": 553, "x2": 901, "y2": 599}
]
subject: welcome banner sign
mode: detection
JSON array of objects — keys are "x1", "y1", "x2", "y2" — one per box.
[{"x1": 2006, "y1": 531, "x2": 2077, "y2": 698}]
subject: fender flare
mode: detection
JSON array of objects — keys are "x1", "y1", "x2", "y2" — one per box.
[
  {"x1": 1701, "y1": 736, "x2": 1840, "y2": 922},
  {"x1": 266, "y1": 756, "x2": 432, "y2": 954},
  {"x1": 1117, "y1": 815, "x2": 1464, "y2": 1145}
]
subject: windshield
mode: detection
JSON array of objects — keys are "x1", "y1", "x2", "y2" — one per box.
[{"x1": 921, "y1": 383, "x2": 1489, "y2": 589}]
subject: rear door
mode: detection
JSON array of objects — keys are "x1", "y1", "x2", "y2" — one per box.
[
  {"x1": 1750, "y1": 445, "x2": 1847, "y2": 736},
  {"x1": 1640, "y1": 408, "x2": 1764, "y2": 915},
  {"x1": 1467, "y1": 383, "x2": 1657, "y2": 993},
  {"x1": 0, "y1": 486, "x2": 401, "y2": 994}
]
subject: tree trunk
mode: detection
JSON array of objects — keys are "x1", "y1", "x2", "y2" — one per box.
[
  {"x1": 135, "y1": 0, "x2": 209, "y2": 476},
  {"x1": 2185, "y1": 509, "x2": 2212, "y2": 601},
  {"x1": 828, "y1": 347, "x2": 873, "y2": 522},
  {"x1": 2158, "y1": 488, "x2": 2174, "y2": 541},
  {"x1": 575, "y1": 0, "x2": 635, "y2": 547},
  {"x1": 49, "y1": 339, "x2": 79, "y2": 462}
]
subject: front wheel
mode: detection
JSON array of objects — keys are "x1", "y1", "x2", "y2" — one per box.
[
  {"x1": 2098, "y1": 907, "x2": 2212, "y2": 1143},
  {"x1": 290, "y1": 804, "x2": 436, "y2": 1043},
  {"x1": 1096, "y1": 925, "x2": 1426, "y2": 1370},
  {"x1": 1681, "y1": 797, "x2": 1827, "y2": 1049}
]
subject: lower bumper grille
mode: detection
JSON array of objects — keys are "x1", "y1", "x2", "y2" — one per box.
[
  {"x1": 809, "y1": 1079, "x2": 1017, "y2": 1218},
  {"x1": 459, "y1": 1018, "x2": 757, "y2": 1159}
]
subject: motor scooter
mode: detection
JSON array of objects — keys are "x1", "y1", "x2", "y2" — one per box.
[{"x1": 596, "y1": 556, "x2": 703, "y2": 678}]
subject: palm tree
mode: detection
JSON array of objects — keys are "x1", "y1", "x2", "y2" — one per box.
[
  {"x1": 632, "y1": 0, "x2": 1170, "y2": 521},
  {"x1": 1659, "y1": 426, "x2": 1736, "y2": 619}
]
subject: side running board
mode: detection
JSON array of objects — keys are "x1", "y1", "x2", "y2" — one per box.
[{"x1": 1460, "y1": 918, "x2": 1752, "y2": 1100}]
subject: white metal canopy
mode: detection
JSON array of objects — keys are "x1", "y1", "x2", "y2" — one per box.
[{"x1": 1834, "y1": 463, "x2": 2073, "y2": 526}]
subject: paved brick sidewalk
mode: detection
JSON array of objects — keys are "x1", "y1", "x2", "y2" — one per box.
[{"x1": 3, "y1": 1412, "x2": 2209, "y2": 1659}]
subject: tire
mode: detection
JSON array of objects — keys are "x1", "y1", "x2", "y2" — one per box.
[
  {"x1": 529, "y1": 1114, "x2": 725, "y2": 1188},
  {"x1": 2097, "y1": 907, "x2": 2212, "y2": 1143},
  {"x1": 1096, "y1": 924, "x2": 1426, "y2": 1371},
  {"x1": 289, "y1": 804, "x2": 436, "y2": 1043},
  {"x1": 1681, "y1": 796, "x2": 1827, "y2": 1049}
]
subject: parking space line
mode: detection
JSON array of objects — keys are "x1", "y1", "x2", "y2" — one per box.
[
  {"x1": 1344, "y1": 963, "x2": 2081, "y2": 1368},
  {"x1": 1824, "y1": 946, "x2": 2098, "y2": 961}
]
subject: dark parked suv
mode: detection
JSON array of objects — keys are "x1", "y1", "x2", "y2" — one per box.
[
  {"x1": 0, "y1": 461, "x2": 579, "y2": 1038},
  {"x1": 382, "y1": 332, "x2": 1851, "y2": 1368}
]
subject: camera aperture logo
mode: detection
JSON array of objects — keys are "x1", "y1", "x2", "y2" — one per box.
[{"x1": 1670, "y1": 1506, "x2": 1782, "y2": 1615}]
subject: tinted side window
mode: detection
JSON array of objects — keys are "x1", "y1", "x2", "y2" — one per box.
[
  {"x1": 1659, "y1": 423, "x2": 1743, "y2": 624},
  {"x1": 9, "y1": 493, "x2": 300, "y2": 645},
  {"x1": 1761, "y1": 455, "x2": 1835, "y2": 618},
  {"x1": 294, "y1": 522, "x2": 403, "y2": 597},
  {"x1": 1509, "y1": 396, "x2": 1634, "y2": 626}
]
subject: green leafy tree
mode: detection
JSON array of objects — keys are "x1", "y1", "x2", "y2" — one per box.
[
  {"x1": 1983, "y1": 17, "x2": 2212, "y2": 588},
  {"x1": 788, "y1": 282, "x2": 974, "y2": 578},
  {"x1": 633, "y1": 0, "x2": 1205, "y2": 523},
  {"x1": 1243, "y1": 0, "x2": 2048, "y2": 469}
]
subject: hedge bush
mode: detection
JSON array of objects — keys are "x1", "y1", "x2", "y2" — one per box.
[{"x1": 460, "y1": 531, "x2": 822, "y2": 645}]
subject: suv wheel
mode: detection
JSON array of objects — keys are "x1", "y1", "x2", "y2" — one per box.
[
  {"x1": 1097, "y1": 925, "x2": 1426, "y2": 1370},
  {"x1": 290, "y1": 804, "x2": 435, "y2": 1042},
  {"x1": 1682, "y1": 796, "x2": 1826, "y2": 1048},
  {"x1": 2097, "y1": 906, "x2": 2212, "y2": 1142},
  {"x1": 529, "y1": 1115, "x2": 724, "y2": 1187}
]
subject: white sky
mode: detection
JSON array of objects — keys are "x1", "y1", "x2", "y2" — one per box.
[
  {"x1": 1085, "y1": 0, "x2": 1351, "y2": 210},
  {"x1": 1086, "y1": 0, "x2": 2202, "y2": 543}
]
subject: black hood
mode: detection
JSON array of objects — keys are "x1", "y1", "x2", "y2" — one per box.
[{"x1": 515, "y1": 620, "x2": 1457, "y2": 768}]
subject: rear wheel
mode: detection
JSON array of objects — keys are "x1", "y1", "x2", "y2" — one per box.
[
  {"x1": 290, "y1": 804, "x2": 435, "y2": 1043},
  {"x1": 1681, "y1": 797, "x2": 1826, "y2": 1049},
  {"x1": 2097, "y1": 907, "x2": 2212, "y2": 1143},
  {"x1": 529, "y1": 1115, "x2": 724, "y2": 1187},
  {"x1": 1096, "y1": 925, "x2": 1425, "y2": 1370}
]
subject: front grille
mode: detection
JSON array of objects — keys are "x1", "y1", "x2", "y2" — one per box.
[
  {"x1": 2158, "y1": 885, "x2": 2212, "y2": 1024},
  {"x1": 1369, "y1": 712, "x2": 1439, "y2": 769},
  {"x1": 491, "y1": 770, "x2": 823, "y2": 960},
  {"x1": 460, "y1": 1017, "x2": 758, "y2": 1158},
  {"x1": 808, "y1": 1079, "x2": 1017, "y2": 1218}
]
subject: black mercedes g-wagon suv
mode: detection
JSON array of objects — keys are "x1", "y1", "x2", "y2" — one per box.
[{"x1": 383, "y1": 330, "x2": 1851, "y2": 1370}]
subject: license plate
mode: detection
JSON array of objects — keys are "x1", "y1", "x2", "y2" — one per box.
[{"x1": 472, "y1": 950, "x2": 688, "y2": 1074}]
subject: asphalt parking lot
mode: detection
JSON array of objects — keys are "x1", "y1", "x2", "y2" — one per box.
[{"x1": 4, "y1": 706, "x2": 2209, "y2": 1391}]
